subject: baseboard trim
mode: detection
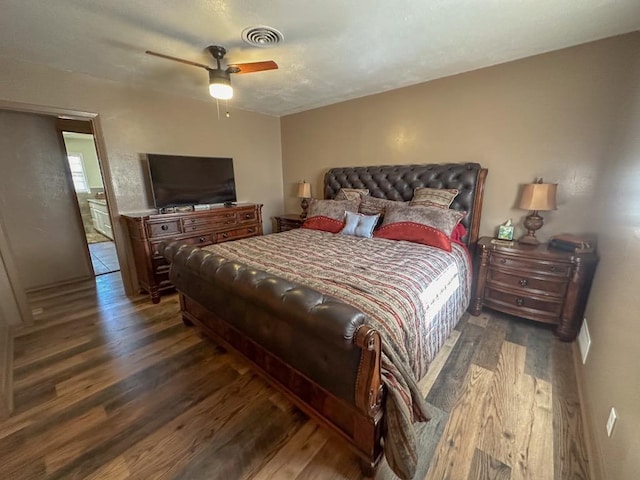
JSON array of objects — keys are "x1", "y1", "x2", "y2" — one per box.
[
  {"x1": 25, "y1": 273, "x2": 94, "y2": 295},
  {"x1": 572, "y1": 343, "x2": 604, "y2": 480},
  {"x1": 0, "y1": 324, "x2": 13, "y2": 417}
]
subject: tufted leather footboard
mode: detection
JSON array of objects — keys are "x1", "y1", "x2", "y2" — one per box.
[{"x1": 160, "y1": 242, "x2": 385, "y2": 472}]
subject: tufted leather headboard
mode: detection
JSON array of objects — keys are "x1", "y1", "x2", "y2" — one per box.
[{"x1": 324, "y1": 163, "x2": 488, "y2": 246}]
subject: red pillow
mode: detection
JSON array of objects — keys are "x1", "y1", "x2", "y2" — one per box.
[
  {"x1": 374, "y1": 222, "x2": 452, "y2": 251},
  {"x1": 451, "y1": 223, "x2": 467, "y2": 243},
  {"x1": 302, "y1": 216, "x2": 345, "y2": 234}
]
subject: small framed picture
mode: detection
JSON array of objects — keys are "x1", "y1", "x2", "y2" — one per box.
[{"x1": 497, "y1": 225, "x2": 514, "y2": 241}]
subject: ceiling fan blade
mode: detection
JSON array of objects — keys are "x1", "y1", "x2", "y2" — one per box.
[
  {"x1": 226, "y1": 60, "x2": 278, "y2": 74},
  {"x1": 145, "y1": 50, "x2": 211, "y2": 70}
]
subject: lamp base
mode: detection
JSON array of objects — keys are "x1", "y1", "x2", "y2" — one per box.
[
  {"x1": 518, "y1": 233, "x2": 540, "y2": 245},
  {"x1": 519, "y1": 211, "x2": 544, "y2": 245},
  {"x1": 300, "y1": 198, "x2": 309, "y2": 220}
]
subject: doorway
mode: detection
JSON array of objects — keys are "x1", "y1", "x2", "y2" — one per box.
[{"x1": 60, "y1": 128, "x2": 120, "y2": 276}]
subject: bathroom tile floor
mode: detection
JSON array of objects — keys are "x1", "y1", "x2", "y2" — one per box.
[{"x1": 89, "y1": 241, "x2": 120, "y2": 275}]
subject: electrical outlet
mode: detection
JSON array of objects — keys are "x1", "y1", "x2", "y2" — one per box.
[
  {"x1": 578, "y1": 318, "x2": 591, "y2": 364},
  {"x1": 606, "y1": 407, "x2": 618, "y2": 437}
]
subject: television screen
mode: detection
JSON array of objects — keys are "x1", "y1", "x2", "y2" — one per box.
[{"x1": 147, "y1": 154, "x2": 237, "y2": 208}]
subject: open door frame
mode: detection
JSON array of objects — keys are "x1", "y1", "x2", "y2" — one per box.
[{"x1": 0, "y1": 100, "x2": 134, "y2": 303}]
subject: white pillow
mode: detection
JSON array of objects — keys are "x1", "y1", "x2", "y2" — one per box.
[{"x1": 339, "y1": 211, "x2": 380, "y2": 238}]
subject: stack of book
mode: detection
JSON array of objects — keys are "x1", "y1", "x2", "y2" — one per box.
[{"x1": 549, "y1": 234, "x2": 595, "y2": 253}]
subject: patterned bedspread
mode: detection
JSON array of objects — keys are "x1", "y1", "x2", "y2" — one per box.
[{"x1": 202, "y1": 228, "x2": 471, "y2": 478}]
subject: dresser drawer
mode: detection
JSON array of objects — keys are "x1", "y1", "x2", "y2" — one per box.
[
  {"x1": 181, "y1": 233, "x2": 215, "y2": 247},
  {"x1": 150, "y1": 233, "x2": 213, "y2": 257},
  {"x1": 487, "y1": 269, "x2": 567, "y2": 298},
  {"x1": 147, "y1": 220, "x2": 181, "y2": 238},
  {"x1": 484, "y1": 287, "x2": 563, "y2": 323},
  {"x1": 216, "y1": 225, "x2": 259, "y2": 243},
  {"x1": 237, "y1": 209, "x2": 258, "y2": 223},
  {"x1": 490, "y1": 253, "x2": 571, "y2": 277}
]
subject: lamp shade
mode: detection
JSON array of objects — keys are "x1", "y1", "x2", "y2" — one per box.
[
  {"x1": 518, "y1": 181, "x2": 557, "y2": 211},
  {"x1": 297, "y1": 181, "x2": 311, "y2": 198}
]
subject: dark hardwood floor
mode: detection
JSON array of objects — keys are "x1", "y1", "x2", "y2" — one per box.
[{"x1": 0, "y1": 273, "x2": 590, "y2": 479}]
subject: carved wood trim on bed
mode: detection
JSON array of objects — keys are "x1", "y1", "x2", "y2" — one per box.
[{"x1": 354, "y1": 326, "x2": 384, "y2": 419}]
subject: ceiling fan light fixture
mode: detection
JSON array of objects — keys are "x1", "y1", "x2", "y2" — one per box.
[{"x1": 208, "y1": 70, "x2": 233, "y2": 100}]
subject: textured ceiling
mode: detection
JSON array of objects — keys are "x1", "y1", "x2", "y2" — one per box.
[{"x1": 1, "y1": 0, "x2": 639, "y2": 116}]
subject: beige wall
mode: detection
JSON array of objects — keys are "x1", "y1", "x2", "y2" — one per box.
[
  {"x1": 579, "y1": 34, "x2": 640, "y2": 480},
  {"x1": 0, "y1": 59, "x2": 283, "y2": 294},
  {"x1": 64, "y1": 134, "x2": 103, "y2": 190},
  {"x1": 0, "y1": 110, "x2": 92, "y2": 290},
  {"x1": 281, "y1": 34, "x2": 638, "y2": 241}
]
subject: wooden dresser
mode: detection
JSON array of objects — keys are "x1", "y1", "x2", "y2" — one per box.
[
  {"x1": 273, "y1": 213, "x2": 304, "y2": 232},
  {"x1": 470, "y1": 237, "x2": 598, "y2": 341},
  {"x1": 123, "y1": 203, "x2": 263, "y2": 303}
]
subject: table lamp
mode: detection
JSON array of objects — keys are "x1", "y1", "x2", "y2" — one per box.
[
  {"x1": 297, "y1": 181, "x2": 311, "y2": 219},
  {"x1": 518, "y1": 178, "x2": 557, "y2": 245}
]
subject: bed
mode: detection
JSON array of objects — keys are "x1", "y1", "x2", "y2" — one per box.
[{"x1": 159, "y1": 163, "x2": 487, "y2": 479}]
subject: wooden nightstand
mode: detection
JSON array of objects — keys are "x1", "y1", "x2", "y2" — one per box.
[
  {"x1": 470, "y1": 237, "x2": 598, "y2": 341},
  {"x1": 274, "y1": 214, "x2": 304, "y2": 233}
]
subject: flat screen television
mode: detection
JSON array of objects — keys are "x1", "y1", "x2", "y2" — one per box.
[{"x1": 147, "y1": 154, "x2": 237, "y2": 208}]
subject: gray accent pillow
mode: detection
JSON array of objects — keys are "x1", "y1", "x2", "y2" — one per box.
[
  {"x1": 307, "y1": 199, "x2": 359, "y2": 221},
  {"x1": 410, "y1": 187, "x2": 459, "y2": 208},
  {"x1": 359, "y1": 195, "x2": 408, "y2": 216},
  {"x1": 340, "y1": 211, "x2": 380, "y2": 238},
  {"x1": 335, "y1": 188, "x2": 369, "y2": 202},
  {"x1": 382, "y1": 204, "x2": 465, "y2": 236}
]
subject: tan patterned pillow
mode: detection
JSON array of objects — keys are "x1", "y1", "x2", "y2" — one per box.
[
  {"x1": 307, "y1": 199, "x2": 359, "y2": 221},
  {"x1": 334, "y1": 188, "x2": 369, "y2": 202},
  {"x1": 410, "y1": 187, "x2": 459, "y2": 208},
  {"x1": 359, "y1": 195, "x2": 408, "y2": 216},
  {"x1": 381, "y1": 204, "x2": 465, "y2": 236}
]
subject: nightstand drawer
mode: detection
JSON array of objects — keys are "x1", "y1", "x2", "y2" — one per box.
[
  {"x1": 484, "y1": 287, "x2": 563, "y2": 322},
  {"x1": 487, "y1": 269, "x2": 567, "y2": 298},
  {"x1": 490, "y1": 253, "x2": 571, "y2": 277},
  {"x1": 274, "y1": 214, "x2": 304, "y2": 232},
  {"x1": 279, "y1": 220, "x2": 302, "y2": 231}
]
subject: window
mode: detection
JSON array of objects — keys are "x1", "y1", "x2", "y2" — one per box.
[{"x1": 67, "y1": 152, "x2": 90, "y2": 193}]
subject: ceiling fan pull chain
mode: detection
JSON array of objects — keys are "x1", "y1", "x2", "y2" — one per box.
[
  {"x1": 225, "y1": 100, "x2": 230, "y2": 118},
  {"x1": 216, "y1": 98, "x2": 220, "y2": 120}
]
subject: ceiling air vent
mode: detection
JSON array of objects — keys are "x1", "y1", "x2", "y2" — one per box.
[{"x1": 241, "y1": 26, "x2": 283, "y2": 47}]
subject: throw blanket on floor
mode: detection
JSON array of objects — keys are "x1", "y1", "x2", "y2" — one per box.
[{"x1": 202, "y1": 229, "x2": 471, "y2": 479}]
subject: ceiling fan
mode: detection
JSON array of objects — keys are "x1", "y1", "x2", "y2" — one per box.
[{"x1": 146, "y1": 46, "x2": 278, "y2": 100}]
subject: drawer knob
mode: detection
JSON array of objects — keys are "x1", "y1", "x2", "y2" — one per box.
[
  {"x1": 199, "y1": 237, "x2": 205, "y2": 243},
  {"x1": 519, "y1": 278, "x2": 528, "y2": 287},
  {"x1": 248, "y1": 228, "x2": 254, "y2": 233},
  {"x1": 516, "y1": 298, "x2": 524, "y2": 306},
  {"x1": 550, "y1": 266, "x2": 556, "y2": 271},
  {"x1": 222, "y1": 233, "x2": 228, "y2": 238},
  {"x1": 500, "y1": 258, "x2": 507, "y2": 264},
  {"x1": 161, "y1": 224, "x2": 168, "y2": 231},
  {"x1": 245, "y1": 214, "x2": 251, "y2": 219}
]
